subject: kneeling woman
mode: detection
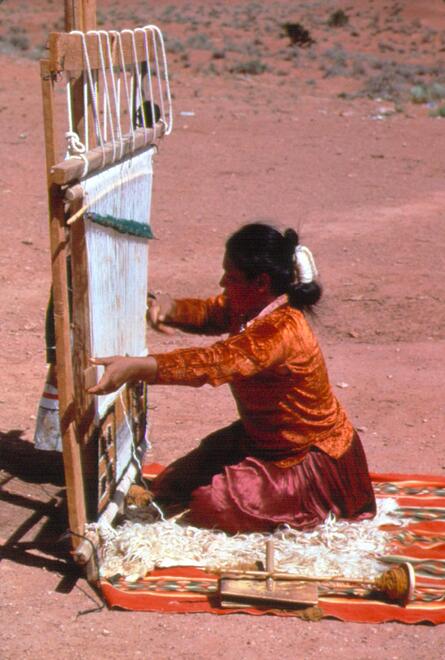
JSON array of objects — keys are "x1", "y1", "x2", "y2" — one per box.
[{"x1": 89, "y1": 223, "x2": 376, "y2": 533}]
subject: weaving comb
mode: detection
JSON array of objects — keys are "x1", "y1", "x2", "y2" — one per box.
[{"x1": 219, "y1": 540, "x2": 318, "y2": 609}]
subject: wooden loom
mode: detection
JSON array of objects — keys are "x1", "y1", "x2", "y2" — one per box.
[{"x1": 40, "y1": 1, "x2": 172, "y2": 577}]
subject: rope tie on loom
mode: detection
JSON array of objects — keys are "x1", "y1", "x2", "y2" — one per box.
[
  {"x1": 65, "y1": 25, "x2": 173, "y2": 171},
  {"x1": 65, "y1": 130, "x2": 89, "y2": 177},
  {"x1": 103, "y1": 30, "x2": 124, "y2": 161},
  {"x1": 95, "y1": 30, "x2": 115, "y2": 161},
  {"x1": 65, "y1": 73, "x2": 89, "y2": 176},
  {"x1": 136, "y1": 27, "x2": 157, "y2": 142},
  {"x1": 127, "y1": 29, "x2": 151, "y2": 147},
  {"x1": 147, "y1": 25, "x2": 173, "y2": 135},
  {"x1": 295, "y1": 245, "x2": 318, "y2": 284},
  {"x1": 121, "y1": 28, "x2": 140, "y2": 149},
  {"x1": 113, "y1": 29, "x2": 135, "y2": 148},
  {"x1": 69, "y1": 30, "x2": 106, "y2": 169}
]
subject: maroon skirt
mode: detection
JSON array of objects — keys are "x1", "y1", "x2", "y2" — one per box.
[{"x1": 151, "y1": 421, "x2": 376, "y2": 534}]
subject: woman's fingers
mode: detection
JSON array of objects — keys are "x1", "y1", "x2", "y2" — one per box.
[
  {"x1": 87, "y1": 356, "x2": 126, "y2": 394},
  {"x1": 149, "y1": 302, "x2": 161, "y2": 326},
  {"x1": 89, "y1": 356, "x2": 116, "y2": 367},
  {"x1": 87, "y1": 355, "x2": 157, "y2": 394},
  {"x1": 88, "y1": 379, "x2": 109, "y2": 395},
  {"x1": 156, "y1": 322, "x2": 175, "y2": 335},
  {"x1": 146, "y1": 292, "x2": 175, "y2": 334},
  {"x1": 88, "y1": 372, "x2": 114, "y2": 395}
]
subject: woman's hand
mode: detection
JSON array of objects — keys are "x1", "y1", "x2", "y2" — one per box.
[
  {"x1": 87, "y1": 355, "x2": 157, "y2": 395},
  {"x1": 147, "y1": 291, "x2": 176, "y2": 334}
]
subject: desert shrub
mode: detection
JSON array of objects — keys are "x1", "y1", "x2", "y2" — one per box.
[
  {"x1": 360, "y1": 71, "x2": 406, "y2": 100},
  {"x1": 229, "y1": 59, "x2": 267, "y2": 75},
  {"x1": 321, "y1": 45, "x2": 349, "y2": 77},
  {"x1": 411, "y1": 83, "x2": 445, "y2": 104},
  {"x1": 97, "y1": 9, "x2": 107, "y2": 26},
  {"x1": 429, "y1": 105, "x2": 445, "y2": 117},
  {"x1": 223, "y1": 38, "x2": 251, "y2": 55},
  {"x1": 351, "y1": 58, "x2": 366, "y2": 77},
  {"x1": 282, "y1": 22, "x2": 315, "y2": 48},
  {"x1": 203, "y1": 61, "x2": 222, "y2": 76},
  {"x1": 410, "y1": 85, "x2": 429, "y2": 104},
  {"x1": 29, "y1": 45, "x2": 47, "y2": 61},
  {"x1": 186, "y1": 33, "x2": 213, "y2": 51},
  {"x1": 10, "y1": 33, "x2": 30, "y2": 51},
  {"x1": 327, "y1": 10, "x2": 349, "y2": 28},
  {"x1": 282, "y1": 47, "x2": 299, "y2": 62},
  {"x1": 165, "y1": 38, "x2": 186, "y2": 54},
  {"x1": 159, "y1": 5, "x2": 178, "y2": 23},
  {"x1": 356, "y1": 59, "x2": 445, "y2": 101},
  {"x1": 430, "y1": 82, "x2": 445, "y2": 99}
]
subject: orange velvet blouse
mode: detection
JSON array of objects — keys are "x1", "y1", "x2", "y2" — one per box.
[{"x1": 152, "y1": 295, "x2": 354, "y2": 465}]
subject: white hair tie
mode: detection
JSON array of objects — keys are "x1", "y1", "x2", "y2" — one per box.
[{"x1": 295, "y1": 245, "x2": 318, "y2": 284}]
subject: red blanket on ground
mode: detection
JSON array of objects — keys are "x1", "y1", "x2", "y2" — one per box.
[{"x1": 99, "y1": 468, "x2": 445, "y2": 624}]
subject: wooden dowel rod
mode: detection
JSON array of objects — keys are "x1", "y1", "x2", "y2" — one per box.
[
  {"x1": 65, "y1": 184, "x2": 84, "y2": 202},
  {"x1": 51, "y1": 125, "x2": 163, "y2": 185},
  {"x1": 265, "y1": 539, "x2": 274, "y2": 591},
  {"x1": 220, "y1": 568, "x2": 372, "y2": 586},
  {"x1": 66, "y1": 169, "x2": 150, "y2": 225}
]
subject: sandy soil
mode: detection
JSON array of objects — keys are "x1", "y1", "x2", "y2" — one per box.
[{"x1": 1, "y1": 1, "x2": 445, "y2": 658}]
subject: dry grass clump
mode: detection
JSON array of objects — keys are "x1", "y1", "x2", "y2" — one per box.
[
  {"x1": 327, "y1": 10, "x2": 349, "y2": 28},
  {"x1": 229, "y1": 59, "x2": 268, "y2": 76}
]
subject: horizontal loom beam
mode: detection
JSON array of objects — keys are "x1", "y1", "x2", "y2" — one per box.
[
  {"x1": 50, "y1": 124, "x2": 164, "y2": 185},
  {"x1": 47, "y1": 30, "x2": 158, "y2": 73}
]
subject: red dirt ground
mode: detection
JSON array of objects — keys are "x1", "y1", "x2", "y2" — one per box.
[{"x1": 1, "y1": 1, "x2": 445, "y2": 658}]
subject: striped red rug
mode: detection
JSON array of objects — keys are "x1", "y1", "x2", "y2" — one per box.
[{"x1": 99, "y1": 468, "x2": 445, "y2": 623}]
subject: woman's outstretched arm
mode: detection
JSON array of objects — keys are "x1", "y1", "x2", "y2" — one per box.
[{"x1": 87, "y1": 355, "x2": 158, "y2": 395}]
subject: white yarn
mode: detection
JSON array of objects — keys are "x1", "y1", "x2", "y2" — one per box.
[
  {"x1": 65, "y1": 130, "x2": 89, "y2": 177},
  {"x1": 82, "y1": 148, "x2": 154, "y2": 418},
  {"x1": 91, "y1": 498, "x2": 401, "y2": 583},
  {"x1": 65, "y1": 25, "x2": 173, "y2": 161},
  {"x1": 59, "y1": 26, "x2": 173, "y2": 509},
  {"x1": 295, "y1": 245, "x2": 318, "y2": 284}
]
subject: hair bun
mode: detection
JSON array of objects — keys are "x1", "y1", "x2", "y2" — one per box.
[{"x1": 283, "y1": 228, "x2": 299, "y2": 250}]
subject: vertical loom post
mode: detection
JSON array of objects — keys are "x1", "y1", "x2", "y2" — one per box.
[
  {"x1": 65, "y1": 0, "x2": 97, "y2": 145},
  {"x1": 65, "y1": 0, "x2": 97, "y2": 32},
  {"x1": 65, "y1": 0, "x2": 98, "y2": 567},
  {"x1": 37, "y1": 0, "x2": 99, "y2": 549},
  {"x1": 40, "y1": 59, "x2": 88, "y2": 538}
]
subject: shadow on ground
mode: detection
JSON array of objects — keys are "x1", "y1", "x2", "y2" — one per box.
[
  {"x1": 0, "y1": 430, "x2": 82, "y2": 590},
  {"x1": 0, "y1": 429, "x2": 65, "y2": 485}
]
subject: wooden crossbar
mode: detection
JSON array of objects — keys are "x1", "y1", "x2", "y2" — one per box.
[
  {"x1": 50, "y1": 124, "x2": 164, "y2": 185},
  {"x1": 47, "y1": 31, "x2": 159, "y2": 73}
]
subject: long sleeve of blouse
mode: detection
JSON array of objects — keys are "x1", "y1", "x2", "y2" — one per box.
[
  {"x1": 155, "y1": 309, "x2": 287, "y2": 387},
  {"x1": 153, "y1": 299, "x2": 354, "y2": 460},
  {"x1": 170, "y1": 294, "x2": 230, "y2": 333}
]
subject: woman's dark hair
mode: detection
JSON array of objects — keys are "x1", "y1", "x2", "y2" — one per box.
[{"x1": 225, "y1": 222, "x2": 322, "y2": 311}]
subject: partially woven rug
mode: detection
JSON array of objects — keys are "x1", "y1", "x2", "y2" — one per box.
[{"x1": 96, "y1": 466, "x2": 445, "y2": 624}]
